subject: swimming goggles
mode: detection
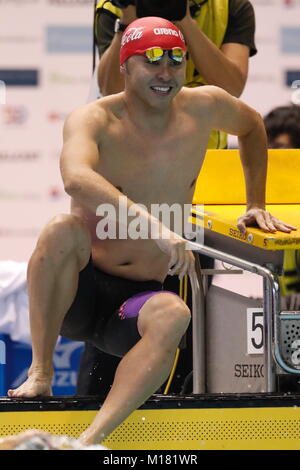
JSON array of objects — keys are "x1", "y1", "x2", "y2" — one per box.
[{"x1": 144, "y1": 47, "x2": 186, "y2": 63}]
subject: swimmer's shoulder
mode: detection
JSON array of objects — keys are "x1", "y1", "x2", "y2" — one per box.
[
  {"x1": 63, "y1": 93, "x2": 125, "y2": 137},
  {"x1": 180, "y1": 85, "x2": 232, "y2": 118}
]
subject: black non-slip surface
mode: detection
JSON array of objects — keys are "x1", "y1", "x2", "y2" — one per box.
[{"x1": 1, "y1": 392, "x2": 300, "y2": 412}]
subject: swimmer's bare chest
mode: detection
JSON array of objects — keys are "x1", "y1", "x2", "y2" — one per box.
[
  {"x1": 100, "y1": 105, "x2": 209, "y2": 202},
  {"x1": 71, "y1": 101, "x2": 210, "y2": 280}
]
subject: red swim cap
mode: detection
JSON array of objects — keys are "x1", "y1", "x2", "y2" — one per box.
[{"x1": 120, "y1": 16, "x2": 186, "y2": 66}]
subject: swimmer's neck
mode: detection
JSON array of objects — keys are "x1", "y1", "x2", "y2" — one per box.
[{"x1": 122, "y1": 90, "x2": 176, "y2": 132}]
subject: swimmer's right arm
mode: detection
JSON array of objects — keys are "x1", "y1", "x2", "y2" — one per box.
[{"x1": 61, "y1": 107, "x2": 152, "y2": 229}]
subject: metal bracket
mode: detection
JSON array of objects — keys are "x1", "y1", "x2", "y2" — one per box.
[{"x1": 274, "y1": 311, "x2": 300, "y2": 374}]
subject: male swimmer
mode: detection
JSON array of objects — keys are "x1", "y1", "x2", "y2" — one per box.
[{"x1": 8, "y1": 17, "x2": 296, "y2": 445}]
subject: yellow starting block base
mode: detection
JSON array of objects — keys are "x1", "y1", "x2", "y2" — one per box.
[{"x1": 1, "y1": 395, "x2": 300, "y2": 450}]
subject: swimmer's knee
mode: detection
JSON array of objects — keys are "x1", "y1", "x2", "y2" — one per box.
[
  {"x1": 47, "y1": 214, "x2": 88, "y2": 233},
  {"x1": 138, "y1": 293, "x2": 191, "y2": 340},
  {"x1": 35, "y1": 214, "x2": 91, "y2": 267},
  {"x1": 167, "y1": 297, "x2": 191, "y2": 335}
]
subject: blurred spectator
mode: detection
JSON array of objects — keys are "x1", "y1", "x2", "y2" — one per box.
[{"x1": 264, "y1": 104, "x2": 300, "y2": 149}]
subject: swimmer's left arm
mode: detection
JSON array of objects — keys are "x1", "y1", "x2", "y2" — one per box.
[{"x1": 204, "y1": 86, "x2": 297, "y2": 234}]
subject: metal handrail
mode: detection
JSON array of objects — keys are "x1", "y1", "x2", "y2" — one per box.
[{"x1": 187, "y1": 241, "x2": 280, "y2": 393}]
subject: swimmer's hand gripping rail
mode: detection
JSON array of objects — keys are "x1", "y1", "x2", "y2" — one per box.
[{"x1": 187, "y1": 240, "x2": 284, "y2": 394}]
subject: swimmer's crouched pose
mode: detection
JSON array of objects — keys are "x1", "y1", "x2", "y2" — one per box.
[{"x1": 8, "y1": 16, "x2": 296, "y2": 446}]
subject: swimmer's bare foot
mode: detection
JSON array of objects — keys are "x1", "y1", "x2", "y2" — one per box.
[{"x1": 7, "y1": 370, "x2": 53, "y2": 398}]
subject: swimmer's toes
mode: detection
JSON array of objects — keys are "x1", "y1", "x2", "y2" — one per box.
[
  {"x1": 8, "y1": 387, "x2": 32, "y2": 398},
  {"x1": 7, "y1": 381, "x2": 52, "y2": 398}
]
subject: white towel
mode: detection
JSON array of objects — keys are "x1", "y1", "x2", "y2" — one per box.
[
  {"x1": 0, "y1": 261, "x2": 30, "y2": 344},
  {"x1": 0, "y1": 261, "x2": 27, "y2": 298}
]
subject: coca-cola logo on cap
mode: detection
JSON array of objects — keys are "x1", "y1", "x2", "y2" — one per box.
[{"x1": 121, "y1": 27, "x2": 144, "y2": 47}]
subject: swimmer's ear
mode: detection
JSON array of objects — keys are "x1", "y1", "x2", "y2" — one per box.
[{"x1": 120, "y1": 62, "x2": 130, "y2": 75}]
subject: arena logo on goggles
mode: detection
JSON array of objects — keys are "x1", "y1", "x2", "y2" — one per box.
[{"x1": 121, "y1": 27, "x2": 144, "y2": 46}]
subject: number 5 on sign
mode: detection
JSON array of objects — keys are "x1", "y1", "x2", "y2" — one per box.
[{"x1": 247, "y1": 308, "x2": 264, "y2": 355}]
